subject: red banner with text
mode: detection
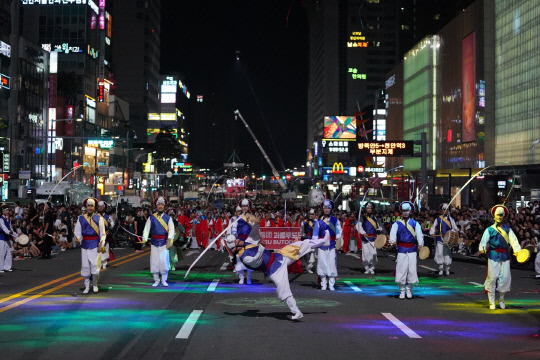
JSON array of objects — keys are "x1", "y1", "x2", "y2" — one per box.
[{"x1": 260, "y1": 227, "x2": 301, "y2": 250}]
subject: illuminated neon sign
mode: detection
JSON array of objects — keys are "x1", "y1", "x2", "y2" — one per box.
[
  {"x1": 87, "y1": 139, "x2": 114, "y2": 149},
  {"x1": 356, "y1": 141, "x2": 414, "y2": 157}
]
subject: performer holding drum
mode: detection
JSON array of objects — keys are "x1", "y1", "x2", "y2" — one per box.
[
  {"x1": 388, "y1": 201, "x2": 424, "y2": 299},
  {"x1": 230, "y1": 199, "x2": 256, "y2": 284},
  {"x1": 429, "y1": 203, "x2": 459, "y2": 276},
  {"x1": 301, "y1": 209, "x2": 317, "y2": 273},
  {"x1": 479, "y1": 205, "x2": 523, "y2": 310},
  {"x1": 313, "y1": 200, "x2": 342, "y2": 291},
  {"x1": 356, "y1": 202, "x2": 385, "y2": 274}
]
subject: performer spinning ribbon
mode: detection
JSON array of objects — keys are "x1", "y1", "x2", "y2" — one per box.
[
  {"x1": 429, "y1": 203, "x2": 458, "y2": 276},
  {"x1": 226, "y1": 225, "x2": 328, "y2": 320},
  {"x1": 142, "y1": 197, "x2": 175, "y2": 287},
  {"x1": 313, "y1": 200, "x2": 342, "y2": 291},
  {"x1": 74, "y1": 198, "x2": 106, "y2": 294},
  {"x1": 388, "y1": 201, "x2": 424, "y2": 299},
  {"x1": 479, "y1": 205, "x2": 521, "y2": 310},
  {"x1": 356, "y1": 201, "x2": 384, "y2": 274}
]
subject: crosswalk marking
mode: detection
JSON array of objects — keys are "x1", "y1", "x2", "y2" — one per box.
[
  {"x1": 207, "y1": 279, "x2": 220, "y2": 292},
  {"x1": 382, "y1": 313, "x2": 421, "y2": 339},
  {"x1": 344, "y1": 281, "x2": 362, "y2": 292},
  {"x1": 176, "y1": 310, "x2": 203, "y2": 339},
  {"x1": 220, "y1": 262, "x2": 229, "y2": 271},
  {"x1": 468, "y1": 282, "x2": 483, "y2": 287},
  {"x1": 419, "y1": 265, "x2": 437, "y2": 272}
]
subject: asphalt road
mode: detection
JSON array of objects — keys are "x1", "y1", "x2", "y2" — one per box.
[{"x1": 1, "y1": 245, "x2": 539, "y2": 360}]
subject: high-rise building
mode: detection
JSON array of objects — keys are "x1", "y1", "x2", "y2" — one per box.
[{"x1": 111, "y1": 0, "x2": 161, "y2": 143}]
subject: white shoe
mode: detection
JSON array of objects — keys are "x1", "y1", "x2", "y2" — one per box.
[
  {"x1": 499, "y1": 301, "x2": 505, "y2": 309},
  {"x1": 239, "y1": 278, "x2": 244, "y2": 284},
  {"x1": 321, "y1": 284, "x2": 327, "y2": 291},
  {"x1": 83, "y1": 287, "x2": 90, "y2": 294},
  {"x1": 329, "y1": 285, "x2": 335, "y2": 291},
  {"x1": 161, "y1": 280, "x2": 168, "y2": 287},
  {"x1": 369, "y1": 269, "x2": 375, "y2": 275},
  {"x1": 445, "y1": 270, "x2": 450, "y2": 276},
  {"x1": 406, "y1": 290, "x2": 412, "y2": 299},
  {"x1": 102, "y1": 264, "x2": 107, "y2": 269},
  {"x1": 152, "y1": 281, "x2": 160, "y2": 287},
  {"x1": 489, "y1": 304, "x2": 496, "y2": 310},
  {"x1": 535, "y1": 274, "x2": 540, "y2": 278},
  {"x1": 307, "y1": 269, "x2": 313, "y2": 274},
  {"x1": 399, "y1": 292, "x2": 405, "y2": 300},
  {"x1": 247, "y1": 279, "x2": 252, "y2": 285},
  {"x1": 290, "y1": 312, "x2": 304, "y2": 320},
  {"x1": 364, "y1": 269, "x2": 370, "y2": 274},
  {"x1": 438, "y1": 270, "x2": 443, "y2": 275},
  {"x1": 93, "y1": 286, "x2": 99, "y2": 293}
]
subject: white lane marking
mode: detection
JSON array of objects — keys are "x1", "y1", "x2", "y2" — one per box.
[
  {"x1": 382, "y1": 313, "x2": 422, "y2": 339},
  {"x1": 207, "y1": 279, "x2": 220, "y2": 292},
  {"x1": 220, "y1": 262, "x2": 229, "y2": 271},
  {"x1": 419, "y1": 265, "x2": 437, "y2": 272},
  {"x1": 469, "y1": 282, "x2": 483, "y2": 287},
  {"x1": 176, "y1": 310, "x2": 203, "y2": 339},
  {"x1": 346, "y1": 253, "x2": 361, "y2": 259},
  {"x1": 344, "y1": 281, "x2": 362, "y2": 292}
]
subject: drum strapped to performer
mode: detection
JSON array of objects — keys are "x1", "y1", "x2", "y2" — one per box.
[
  {"x1": 17, "y1": 234, "x2": 29, "y2": 246},
  {"x1": 374, "y1": 234, "x2": 387, "y2": 249},
  {"x1": 443, "y1": 230, "x2": 460, "y2": 248}
]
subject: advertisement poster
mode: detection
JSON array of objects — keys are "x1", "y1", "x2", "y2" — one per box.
[{"x1": 462, "y1": 32, "x2": 476, "y2": 142}]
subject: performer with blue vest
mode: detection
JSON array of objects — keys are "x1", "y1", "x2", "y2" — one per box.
[
  {"x1": 479, "y1": 205, "x2": 521, "y2": 310},
  {"x1": 389, "y1": 201, "x2": 424, "y2": 299},
  {"x1": 301, "y1": 209, "x2": 317, "y2": 273},
  {"x1": 143, "y1": 196, "x2": 175, "y2": 287},
  {"x1": 0, "y1": 204, "x2": 16, "y2": 273},
  {"x1": 313, "y1": 199, "x2": 342, "y2": 291},
  {"x1": 226, "y1": 229, "x2": 328, "y2": 320},
  {"x1": 74, "y1": 198, "x2": 107, "y2": 294},
  {"x1": 97, "y1": 201, "x2": 114, "y2": 270},
  {"x1": 230, "y1": 199, "x2": 256, "y2": 284},
  {"x1": 429, "y1": 203, "x2": 458, "y2": 276},
  {"x1": 356, "y1": 201, "x2": 384, "y2": 274}
]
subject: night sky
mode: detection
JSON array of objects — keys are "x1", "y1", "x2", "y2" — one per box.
[{"x1": 160, "y1": 0, "x2": 308, "y2": 174}]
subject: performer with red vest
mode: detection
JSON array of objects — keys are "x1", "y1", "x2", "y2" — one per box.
[
  {"x1": 430, "y1": 203, "x2": 459, "y2": 276},
  {"x1": 74, "y1": 198, "x2": 106, "y2": 294},
  {"x1": 388, "y1": 201, "x2": 424, "y2": 299},
  {"x1": 226, "y1": 229, "x2": 328, "y2": 320},
  {"x1": 313, "y1": 200, "x2": 342, "y2": 291},
  {"x1": 479, "y1": 205, "x2": 521, "y2": 310},
  {"x1": 143, "y1": 197, "x2": 175, "y2": 287}
]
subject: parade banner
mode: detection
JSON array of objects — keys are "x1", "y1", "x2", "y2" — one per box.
[{"x1": 259, "y1": 227, "x2": 301, "y2": 250}]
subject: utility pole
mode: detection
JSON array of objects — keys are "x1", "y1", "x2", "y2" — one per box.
[{"x1": 414, "y1": 132, "x2": 428, "y2": 208}]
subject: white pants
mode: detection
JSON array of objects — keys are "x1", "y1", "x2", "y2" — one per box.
[
  {"x1": 81, "y1": 247, "x2": 100, "y2": 277},
  {"x1": 361, "y1": 241, "x2": 378, "y2": 268},
  {"x1": 269, "y1": 255, "x2": 295, "y2": 301},
  {"x1": 317, "y1": 248, "x2": 338, "y2": 277},
  {"x1": 0, "y1": 240, "x2": 12, "y2": 271},
  {"x1": 395, "y1": 252, "x2": 419, "y2": 285},
  {"x1": 484, "y1": 259, "x2": 511, "y2": 293},
  {"x1": 150, "y1": 244, "x2": 170, "y2": 275},
  {"x1": 434, "y1": 242, "x2": 452, "y2": 267}
]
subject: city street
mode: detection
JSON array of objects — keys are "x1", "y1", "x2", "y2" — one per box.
[{"x1": 1, "y1": 246, "x2": 539, "y2": 360}]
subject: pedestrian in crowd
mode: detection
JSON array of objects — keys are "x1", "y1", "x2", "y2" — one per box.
[
  {"x1": 479, "y1": 205, "x2": 522, "y2": 310},
  {"x1": 74, "y1": 197, "x2": 106, "y2": 294},
  {"x1": 389, "y1": 201, "x2": 424, "y2": 299},
  {"x1": 142, "y1": 197, "x2": 175, "y2": 287}
]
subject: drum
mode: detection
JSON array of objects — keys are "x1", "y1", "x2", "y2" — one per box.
[
  {"x1": 17, "y1": 234, "x2": 29, "y2": 246},
  {"x1": 443, "y1": 231, "x2": 459, "y2": 247},
  {"x1": 515, "y1": 248, "x2": 531, "y2": 263},
  {"x1": 418, "y1": 246, "x2": 430, "y2": 260},
  {"x1": 374, "y1": 234, "x2": 387, "y2": 249}
]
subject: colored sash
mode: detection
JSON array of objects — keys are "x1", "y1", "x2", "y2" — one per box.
[
  {"x1": 366, "y1": 216, "x2": 378, "y2": 230},
  {"x1": 491, "y1": 224, "x2": 509, "y2": 244},
  {"x1": 323, "y1": 217, "x2": 336, "y2": 234},
  {"x1": 85, "y1": 214, "x2": 100, "y2": 235},
  {"x1": 400, "y1": 219, "x2": 416, "y2": 239},
  {"x1": 153, "y1": 213, "x2": 169, "y2": 232}
]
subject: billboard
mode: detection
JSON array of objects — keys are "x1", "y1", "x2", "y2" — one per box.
[
  {"x1": 462, "y1": 32, "x2": 476, "y2": 142},
  {"x1": 323, "y1": 116, "x2": 356, "y2": 139},
  {"x1": 356, "y1": 141, "x2": 414, "y2": 157},
  {"x1": 226, "y1": 179, "x2": 245, "y2": 188},
  {"x1": 259, "y1": 227, "x2": 301, "y2": 250}
]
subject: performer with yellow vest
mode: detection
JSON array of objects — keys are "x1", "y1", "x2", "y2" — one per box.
[
  {"x1": 74, "y1": 198, "x2": 107, "y2": 294},
  {"x1": 479, "y1": 205, "x2": 521, "y2": 310},
  {"x1": 142, "y1": 197, "x2": 175, "y2": 287},
  {"x1": 356, "y1": 202, "x2": 384, "y2": 274},
  {"x1": 429, "y1": 203, "x2": 458, "y2": 276},
  {"x1": 230, "y1": 199, "x2": 256, "y2": 284},
  {"x1": 389, "y1": 201, "x2": 424, "y2": 299}
]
